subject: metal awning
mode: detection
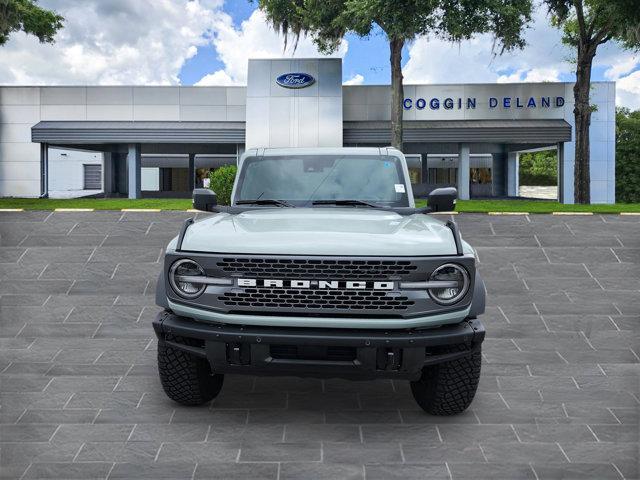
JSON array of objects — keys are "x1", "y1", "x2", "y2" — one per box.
[
  {"x1": 344, "y1": 119, "x2": 572, "y2": 144},
  {"x1": 32, "y1": 121, "x2": 246, "y2": 144}
]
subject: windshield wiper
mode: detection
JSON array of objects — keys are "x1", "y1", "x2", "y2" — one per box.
[
  {"x1": 236, "y1": 199, "x2": 295, "y2": 207},
  {"x1": 312, "y1": 199, "x2": 381, "y2": 208}
]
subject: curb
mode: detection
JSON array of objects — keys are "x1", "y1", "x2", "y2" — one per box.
[
  {"x1": 54, "y1": 208, "x2": 94, "y2": 212},
  {"x1": 552, "y1": 212, "x2": 593, "y2": 215},
  {"x1": 620, "y1": 212, "x2": 640, "y2": 216},
  {"x1": 0, "y1": 208, "x2": 24, "y2": 212},
  {"x1": 488, "y1": 212, "x2": 529, "y2": 215},
  {"x1": 121, "y1": 208, "x2": 162, "y2": 212}
]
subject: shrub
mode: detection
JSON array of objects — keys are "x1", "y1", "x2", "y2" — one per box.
[
  {"x1": 616, "y1": 108, "x2": 640, "y2": 203},
  {"x1": 208, "y1": 165, "x2": 237, "y2": 205},
  {"x1": 519, "y1": 150, "x2": 558, "y2": 186}
]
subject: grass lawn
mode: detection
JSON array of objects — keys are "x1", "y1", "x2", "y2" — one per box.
[
  {"x1": 1, "y1": 197, "x2": 639, "y2": 213},
  {"x1": 415, "y1": 199, "x2": 640, "y2": 213},
  {"x1": 0, "y1": 198, "x2": 193, "y2": 210}
]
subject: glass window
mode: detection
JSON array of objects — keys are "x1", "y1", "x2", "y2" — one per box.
[{"x1": 235, "y1": 155, "x2": 409, "y2": 207}]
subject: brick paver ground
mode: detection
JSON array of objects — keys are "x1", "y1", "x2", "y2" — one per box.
[{"x1": 0, "y1": 211, "x2": 638, "y2": 480}]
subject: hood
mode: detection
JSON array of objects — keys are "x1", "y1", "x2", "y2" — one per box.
[{"x1": 178, "y1": 208, "x2": 461, "y2": 257}]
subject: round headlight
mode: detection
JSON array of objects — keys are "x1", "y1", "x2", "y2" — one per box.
[
  {"x1": 169, "y1": 259, "x2": 206, "y2": 299},
  {"x1": 428, "y1": 263, "x2": 470, "y2": 305}
]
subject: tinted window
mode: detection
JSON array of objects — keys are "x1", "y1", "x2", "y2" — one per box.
[{"x1": 235, "y1": 155, "x2": 409, "y2": 207}]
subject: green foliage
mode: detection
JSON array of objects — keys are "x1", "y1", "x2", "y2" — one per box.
[
  {"x1": 616, "y1": 108, "x2": 640, "y2": 203},
  {"x1": 545, "y1": 0, "x2": 640, "y2": 50},
  {"x1": 0, "y1": 0, "x2": 64, "y2": 45},
  {"x1": 208, "y1": 165, "x2": 237, "y2": 206},
  {"x1": 258, "y1": 0, "x2": 532, "y2": 52},
  {"x1": 519, "y1": 150, "x2": 558, "y2": 186}
]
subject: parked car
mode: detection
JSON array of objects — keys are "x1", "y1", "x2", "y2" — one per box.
[{"x1": 153, "y1": 147, "x2": 485, "y2": 414}]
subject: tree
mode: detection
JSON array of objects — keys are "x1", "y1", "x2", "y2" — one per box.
[
  {"x1": 615, "y1": 107, "x2": 640, "y2": 203},
  {"x1": 544, "y1": 0, "x2": 640, "y2": 204},
  {"x1": 0, "y1": 0, "x2": 64, "y2": 46},
  {"x1": 257, "y1": 0, "x2": 532, "y2": 149}
]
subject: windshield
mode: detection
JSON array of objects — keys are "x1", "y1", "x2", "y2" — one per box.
[{"x1": 234, "y1": 155, "x2": 410, "y2": 207}]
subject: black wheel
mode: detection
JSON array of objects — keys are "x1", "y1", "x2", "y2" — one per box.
[
  {"x1": 410, "y1": 344, "x2": 481, "y2": 415},
  {"x1": 157, "y1": 335, "x2": 224, "y2": 406}
]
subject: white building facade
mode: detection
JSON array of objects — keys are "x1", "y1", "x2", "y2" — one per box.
[{"x1": 0, "y1": 58, "x2": 616, "y2": 203}]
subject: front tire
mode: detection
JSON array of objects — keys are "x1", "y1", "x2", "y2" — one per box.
[
  {"x1": 157, "y1": 335, "x2": 224, "y2": 406},
  {"x1": 410, "y1": 345, "x2": 481, "y2": 415}
]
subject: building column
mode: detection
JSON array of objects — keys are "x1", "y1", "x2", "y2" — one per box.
[
  {"x1": 557, "y1": 142, "x2": 565, "y2": 203},
  {"x1": 40, "y1": 143, "x2": 49, "y2": 198},
  {"x1": 507, "y1": 151, "x2": 519, "y2": 197},
  {"x1": 127, "y1": 143, "x2": 141, "y2": 199},
  {"x1": 188, "y1": 153, "x2": 195, "y2": 192},
  {"x1": 457, "y1": 143, "x2": 470, "y2": 200}
]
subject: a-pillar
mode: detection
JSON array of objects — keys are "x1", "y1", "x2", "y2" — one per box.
[
  {"x1": 188, "y1": 153, "x2": 195, "y2": 192},
  {"x1": 507, "y1": 151, "x2": 519, "y2": 197},
  {"x1": 127, "y1": 143, "x2": 141, "y2": 199},
  {"x1": 457, "y1": 143, "x2": 470, "y2": 200}
]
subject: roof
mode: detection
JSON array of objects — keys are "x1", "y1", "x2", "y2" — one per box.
[
  {"x1": 344, "y1": 120, "x2": 572, "y2": 144},
  {"x1": 32, "y1": 121, "x2": 246, "y2": 144},
  {"x1": 31, "y1": 119, "x2": 571, "y2": 146}
]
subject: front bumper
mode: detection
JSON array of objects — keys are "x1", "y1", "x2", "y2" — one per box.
[{"x1": 153, "y1": 311, "x2": 485, "y2": 381}]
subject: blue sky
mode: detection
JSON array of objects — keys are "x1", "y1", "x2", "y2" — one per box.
[
  {"x1": 179, "y1": 1, "x2": 401, "y2": 86},
  {"x1": 177, "y1": 0, "x2": 627, "y2": 87}
]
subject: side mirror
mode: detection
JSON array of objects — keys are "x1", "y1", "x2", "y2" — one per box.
[
  {"x1": 192, "y1": 188, "x2": 217, "y2": 212},
  {"x1": 428, "y1": 187, "x2": 457, "y2": 212}
]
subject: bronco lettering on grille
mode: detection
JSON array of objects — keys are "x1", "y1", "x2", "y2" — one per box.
[{"x1": 237, "y1": 279, "x2": 394, "y2": 290}]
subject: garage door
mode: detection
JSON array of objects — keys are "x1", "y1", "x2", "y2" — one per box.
[{"x1": 83, "y1": 164, "x2": 102, "y2": 190}]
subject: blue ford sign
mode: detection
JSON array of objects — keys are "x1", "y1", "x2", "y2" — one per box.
[{"x1": 276, "y1": 72, "x2": 316, "y2": 89}]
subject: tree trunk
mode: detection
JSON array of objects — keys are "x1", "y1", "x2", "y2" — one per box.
[
  {"x1": 390, "y1": 37, "x2": 404, "y2": 150},
  {"x1": 573, "y1": 46, "x2": 595, "y2": 204}
]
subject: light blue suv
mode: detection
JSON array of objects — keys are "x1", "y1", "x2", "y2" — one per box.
[{"x1": 154, "y1": 147, "x2": 485, "y2": 415}]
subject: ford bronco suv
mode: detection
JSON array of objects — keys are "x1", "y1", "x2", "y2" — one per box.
[{"x1": 153, "y1": 147, "x2": 485, "y2": 415}]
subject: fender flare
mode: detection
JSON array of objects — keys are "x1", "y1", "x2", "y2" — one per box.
[
  {"x1": 155, "y1": 272, "x2": 169, "y2": 309},
  {"x1": 468, "y1": 270, "x2": 486, "y2": 319}
]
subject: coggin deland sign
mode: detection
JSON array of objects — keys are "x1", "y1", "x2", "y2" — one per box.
[{"x1": 403, "y1": 95, "x2": 565, "y2": 110}]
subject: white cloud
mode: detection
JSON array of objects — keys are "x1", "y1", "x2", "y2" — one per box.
[
  {"x1": 195, "y1": 70, "x2": 238, "y2": 86},
  {"x1": 497, "y1": 67, "x2": 561, "y2": 83},
  {"x1": 197, "y1": 9, "x2": 348, "y2": 85},
  {"x1": 604, "y1": 54, "x2": 639, "y2": 80},
  {"x1": 616, "y1": 70, "x2": 640, "y2": 110},
  {"x1": 402, "y1": 9, "x2": 639, "y2": 108},
  {"x1": 0, "y1": 0, "x2": 224, "y2": 85},
  {"x1": 403, "y1": 10, "x2": 571, "y2": 85},
  {"x1": 343, "y1": 73, "x2": 364, "y2": 85}
]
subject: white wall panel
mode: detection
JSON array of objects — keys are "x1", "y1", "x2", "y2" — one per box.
[
  {"x1": 0, "y1": 87, "x2": 40, "y2": 105},
  {"x1": 41, "y1": 105, "x2": 86, "y2": 121},
  {"x1": 180, "y1": 87, "x2": 227, "y2": 105},
  {"x1": 0, "y1": 180, "x2": 41, "y2": 197},
  {"x1": 86, "y1": 87, "x2": 133, "y2": 105},
  {"x1": 179, "y1": 105, "x2": 227, "y2": 121},
  {"x1": 86, "y1": 105, "x2": 134, "y2": 121},
  {"x1": 133, "y1": 87, "x2": 179, "y2": 105},
  {"x1": 41, "y1": 87, "x2": 86, "y2": 105},
  {"x1": 133, "y1": 105, "x2": 180, "y2": 121},
  {"x1": 0, "y1": 105, "x2": 40, "y2": 124}
]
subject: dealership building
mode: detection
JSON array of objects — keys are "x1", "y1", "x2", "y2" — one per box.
[{"x1": 0, "y1": 58, "x2": 616, "y2": 203}]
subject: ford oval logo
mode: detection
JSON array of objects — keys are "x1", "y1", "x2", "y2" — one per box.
[{"x1": 276, "y1": 72, "x2": 315, "y2": 89}]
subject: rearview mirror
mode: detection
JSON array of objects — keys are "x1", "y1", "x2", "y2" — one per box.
[
  {"x1": 428, "y1": 187, "x2": 457, "y2": 212},
  {"x1": 192, "y1": 188, "x2": 217, "y2": 212}
]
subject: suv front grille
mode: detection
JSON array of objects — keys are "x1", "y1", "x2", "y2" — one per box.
[
  {"x1": 219, "y1": 287, "x2": 415, "y2": 311},
  {"x1": 216, "y1": 258, "x2": 418, "y2": 279}
]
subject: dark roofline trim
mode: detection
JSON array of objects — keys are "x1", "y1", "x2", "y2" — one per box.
[
  {"x1": 344, "y1": 119, "x2": 571, "y2": 144},
  {"x1": 32, "y1": 121, "x2": 245, "y2": 144}
]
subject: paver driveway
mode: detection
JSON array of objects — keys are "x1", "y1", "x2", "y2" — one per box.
[{"x1": 0, "y1": 211, "x2": 638, "y2": 480}]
